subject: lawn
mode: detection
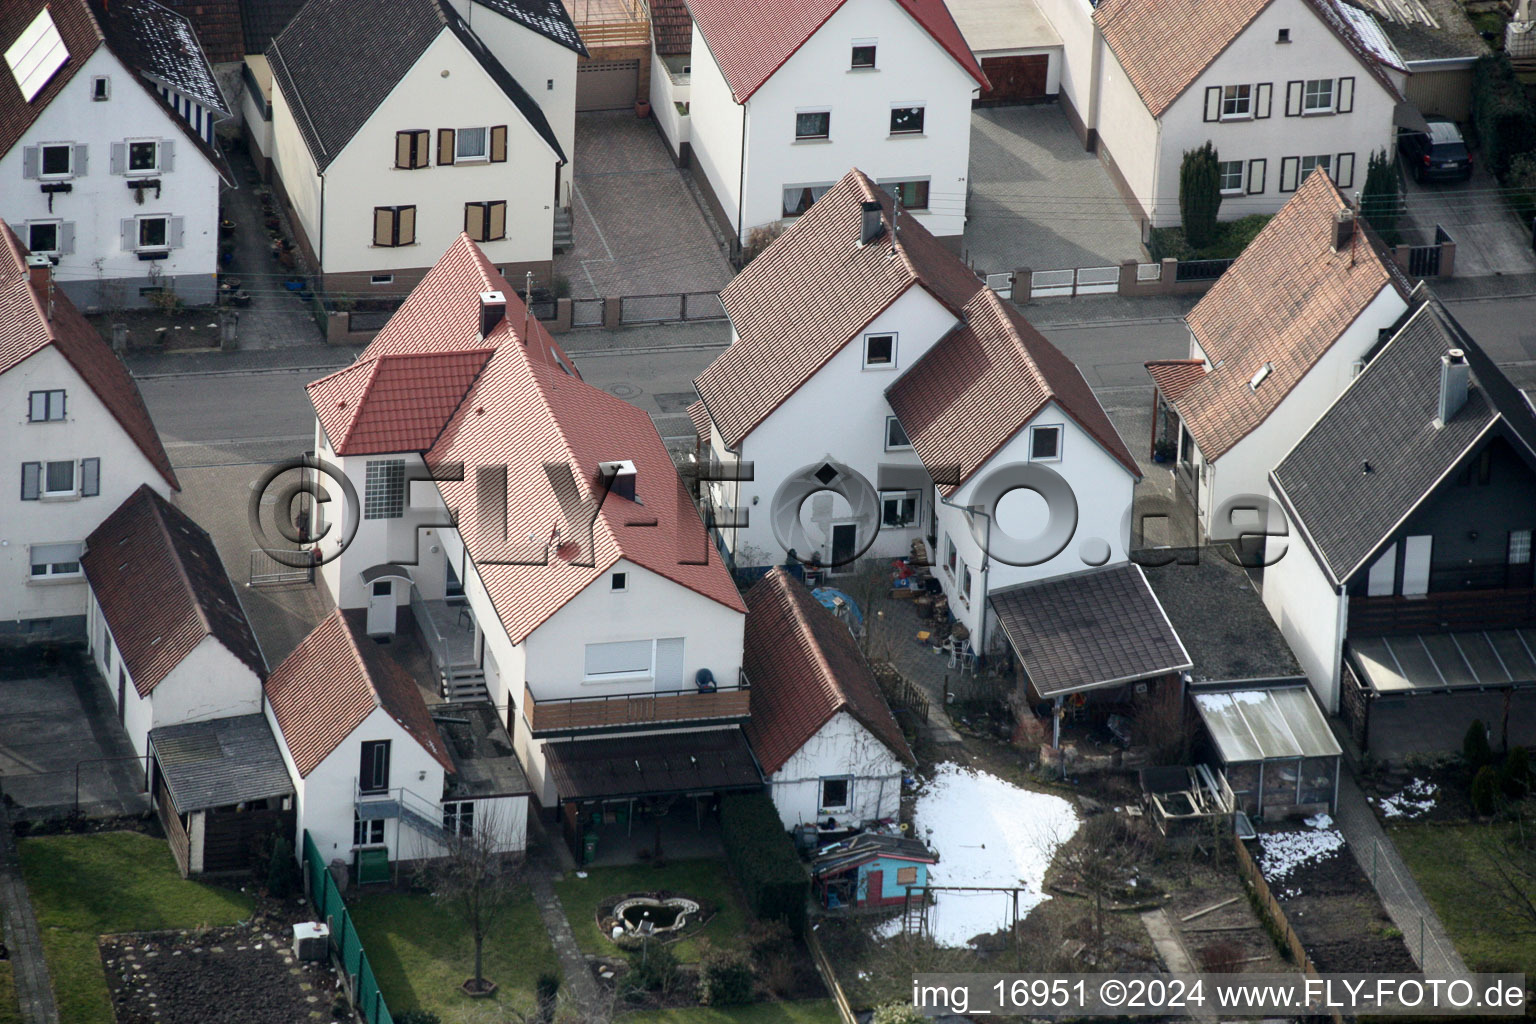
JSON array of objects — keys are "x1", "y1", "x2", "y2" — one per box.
[
  {"x1": 18, "y1": 831, "x2": 253, "y2": 1024},
  {"x1": 1392, "y1": 822, "x2": 1536, "y2": 973},
  {"x1": 348, "y1": 888, "x2": 559, "y2": 1023},
  {"x1": 0, "y1": 962, "x2": 19, "y2": 1024},
  {"x1": 553, "y1": 860, "x2": 748, "y2": 963},
  {"x1": 624, "y1": 1000, "x2": 844, "y2": 1023}
]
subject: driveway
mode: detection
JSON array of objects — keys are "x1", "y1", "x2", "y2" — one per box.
[
  {"x1": 1400, "y1": 156, "x2": 1536, "y2": 279},
  {"x1": 964, "y1": 105, "x2": 1146, "y2": 275},
  {"x1": 556, "y1": 112, "x2": 734, "y2": 300},
  {"x1": 0, "y1": 646, "x2": 148, "y2": 819}
]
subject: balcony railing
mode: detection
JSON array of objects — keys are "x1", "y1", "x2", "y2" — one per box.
[
  {"x1": 565, "y1": 0, "x2": 648, "y2": 47},
  {"x1": 1349, "y1": 586, "x2": 1536, "y2": 637},
  {"x1": 524, "y1": 671, "x2": 750, "y2": 735}
]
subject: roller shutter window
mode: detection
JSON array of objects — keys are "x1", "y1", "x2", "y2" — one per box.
[
  {"x1": 1279, "y1": 156, "x2": 1300, "y2": 193},
  {"x1": 489, "y1": 125, "x2": 507, "y2": 163},
  {"x1": 1337, "y1": 77, "x2": 1354, "y2": 114},
  {"x1": 1255, "y1": 82, "x2": 1272, "y2": 119},
  {"x1": 1335, "y1": 152, "x2": 1356, "y2": 189},
  {"x1": 1284, "y1": 80, "x2": 1303, "y2": 117},
  {"x1": 584, "y1": 639, "x2": 652, "y2": 678},
  {"x1": 1247, "y1": 158, "x2": 1266, "y2": 194},
  {"x1": 1204, "y1": 86, "x2": 1220, "y2": 122},
  {"x1": 437, "y1": 128, "x2": 455, "y2": 166}
]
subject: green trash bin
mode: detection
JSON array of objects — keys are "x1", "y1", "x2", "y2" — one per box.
[{"x1": 582, "y1": 831, "x2": 598, "y2": 865}]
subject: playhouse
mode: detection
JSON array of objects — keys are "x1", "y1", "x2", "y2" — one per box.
[{"x1": 811, "y1": 833, "x2": 935, "y2": 909}]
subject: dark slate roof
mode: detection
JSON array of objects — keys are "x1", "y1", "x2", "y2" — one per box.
[
  {"x1": 154, "y1": 0, "x2": 243, "y2": 65},
  {"x1": 433, "y1": 700, "x2": 533, "y2": 799},
  {"x1": 543, "y1": 728, "x2": 762, "y2": 800},
  {"x1": 1354, "y1": 0, "x2": 1487, "y2": 63},
  {"x1": 1271, "y1": 297, "x2": 1536, "y2": 586},
  {"x1": 1143, "y1": 549, "x2": 1302, "y2": 683},
  {"x1": 990, "y1": 562, "x2": 1192, "y2": 698},
  {"x1": 94, "y1": 0, "x2": 227, "y2": 112},
  {"x1": 470, "y1": 0, "x2": 585, "y2": 55},
  {"x1": 812, "y1": 833, "x2": 934, "y2": 875},
  {"x1": 267, "y1": 0, "x2": 562, "y2": 171},
  {"x1": 240, "y1": 0, "x2": 307, "y2": 53},
  {"x1": 149, "y1": 714, "x2": 294, "y2": 812}
]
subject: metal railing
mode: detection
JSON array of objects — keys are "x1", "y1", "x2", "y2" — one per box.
[
  {"x1": 618, "y1": 291, "x2": 727, "y2": 325},
  {"x1": 524, "y1": 670, "x2": 751, "y2": 734},
  {"x1": 1174, "y1": 258, "x2": 1235, "y2": 282},
  {"x1": 249, "y1": 547, "x2": 313, "y2": 586},
  {"x1": 572, "y1": 297, "x2": 603, "y2": 327}
]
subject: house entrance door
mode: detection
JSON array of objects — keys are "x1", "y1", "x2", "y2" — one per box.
[
  {"x1": 830, "y1": 523, "x2": 857, "y2": 571},
  {"x1": 864, "y1": 868, "x2": 883, "y2": 905},
  {"x1": 367, "y1": 580, "x2": 395, "y2": 635}
]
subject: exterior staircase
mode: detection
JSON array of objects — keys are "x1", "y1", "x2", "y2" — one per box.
[
  {"x1": 398, "y1": 800, "x2": 447, "y2": 846},
  {"x1": 441, "y1": 663, "x2": 488, "y2": 702},
  {"x1": 553, "y1": 207, "x2": 574, "y2": 253}
]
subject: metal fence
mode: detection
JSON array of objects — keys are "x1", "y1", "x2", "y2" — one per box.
[
  {"x1": 1173, "y1": 258, "x2": 1235, "y2": 282},
  {"x1": 984, "y1": 272, "x2": 1013, "y2": 294},
  {"x1": 303, "y1": 831, "x2": 393, "y2": 1024},
  {"x1": 249, "y1": 548, "x2": 314, "y2": 587},
  {"x1": 572, "y1": 297, "x2": 604, "y2": 328},
  {"x1": 618, "y1": 292, "x2": 727, "y2": 325},
  {"x1": 1030, "y1": 266, "x2": 1118, "y2": 297}
]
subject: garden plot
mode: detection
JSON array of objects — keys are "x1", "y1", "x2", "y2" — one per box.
[
  {"x1": 1373, "y1": 778, "x2": 1438, "y2": 820},
  {"x1": 882, "y1": 763, "x2": 1079, "y2": 947},
  {"x1": 1258, "y1": 818, "x2": 1345, "y2": 898}
]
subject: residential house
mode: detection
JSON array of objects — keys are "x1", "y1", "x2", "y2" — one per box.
[
  {"x1": 0, "y1": 228, "x2": 178, "y2": 638},
  {"x1": 1265, "y1": 295, "x2": 1536, "y2": 759},
  {"x1": 682, "y1": 0, "x2": 988, "y2": 249},
  {"x1": 742, "y1": 567, "x2": 913, "y2": 831},
  {"x1": 81, "y1": 485, "x2": 266, "y2": 761},
  {"x1": 237, "y1": 0, "x2": 307, "y2": 179},
  {"x1": 1084, "y1": 0, "x2": 1405, "y2": 229},
  {"x1": 304, "y1": 235, "x2": 756, "y2": 858},
  {"x1": 266, "y1": 0, "x2": 578, "y2": 296},
  {"x1": 1, "y1": 0, "x2": 233, "y2": 309},
  {"x1": 1145, "y1": 170, "x2": 1411, "y2": 546}
]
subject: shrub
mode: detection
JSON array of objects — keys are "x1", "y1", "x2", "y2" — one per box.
[
  {"x1": 624, "y1": 940, "x2": 679, "y2": 994},
  {"x1": 1473, "y1": 53, "x2": 1536, "y2": 179},
  {"x1": 1502, "y1": 747, "x2": 1531, "y2": 799},
  {"x1": 872, "y1": 1004, "x2": 927, "y2": 1024},
  {"x1": 740, "y1": 221, "x2": 786, "y2": 265},
  {"x1": 1179, "y1": 141, "x2": 1222, "y2": 249},
  {"x1": 745, "y1": 919, "x2": 796, "y2": 996},
  {"x1": 1465, "y1": 719, "x2": 1493, "y2": 768},
  {"x1": 698, "y1": 942, "x2": 755, "y2": 1006},
  {"x1": 265, "y1": 835, "x2": 300, "y2": 898},
  {"x1": 720, "y1": 792, "x2": 809, "y2": 936},
  {"x1": 1472, "y1": 764, "x2": 1502, "y2": 816},
  {"x1": 536, "y1": 971, "x2": 560, "y2": 1022},
  {"x1": 1359, "y1": 149, "x2": 1401, "y2": 241}
]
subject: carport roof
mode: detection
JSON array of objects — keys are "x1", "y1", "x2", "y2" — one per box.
[
  {"x1": 1193, "y1": 686, "x2": 1340, "y2": 763},
  {"x1": 149, "y1": 714, "x2": 294, "y2": 813},
  {"x1": 543, "y1": 728, "x2": 762, "y2": 801}
]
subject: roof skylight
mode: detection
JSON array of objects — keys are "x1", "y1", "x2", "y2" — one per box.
[{"x1": 5, "y1": 8, "x2": 69, "y2": 103}]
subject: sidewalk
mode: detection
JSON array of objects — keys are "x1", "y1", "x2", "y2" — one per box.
[
  {"x1": 525, "y1": 814, "x2": 600, "y2": 1018},
  {"x1": 0, "y1": 805, "x2": 60, "y2": 1024}
]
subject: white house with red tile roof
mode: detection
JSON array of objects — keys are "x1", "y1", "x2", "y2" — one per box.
[
  {"x1": 306, "y1": 234, "x2": 752, "y2": 824},
  {"x1": 0, "y1": 228, "x2": 179, "y2": 640},
  {"x1": 1075, "y1": 0, "x2": 1405, "y2": 229},
  {"x1": 683, "y1": 0, "x2": 987, "y2": 249}
]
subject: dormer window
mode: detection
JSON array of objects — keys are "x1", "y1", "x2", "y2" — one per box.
[
  {"x1": 1249, "y1": 362, "x2": 1273, "y2": 390},
  {"x1": 864, "y1": 333, "x2": 896, "y2": 368}
]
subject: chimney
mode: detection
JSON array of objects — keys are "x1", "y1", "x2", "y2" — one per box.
[
  {"x1": 26, "y1": 254, "x2": 53, "y2": 319},
  {"x1": 478, "y1": 290, "x2": 506, "y2": 339},
  {"x1": 1332, "y1": 208, "x2": 1355, "y2": 252},
  {"x1": 599, "y1": 459, "x2": 637, "y2": 502},
  {"x1": 1437, "y1": 348, "x2": 1470, "y2": 427},
  {"x1": 859, "y1": 200, "x2": 884, "y2": 246}
]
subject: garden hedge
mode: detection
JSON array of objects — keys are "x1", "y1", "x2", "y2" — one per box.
[
  {"x1": 720, "y1": 793, "x2": 808, "y2": 936},
  {"x1": 1472, "y1": 54, "x2": 1536, "y2": 180}
]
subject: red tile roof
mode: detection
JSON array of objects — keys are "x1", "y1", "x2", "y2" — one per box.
[
  {"x1": 309, "y1": 349, "x2": 493, "y2": 455},
  {"x1": 1165, "y1": 171, "x2": 1407, "y2": 463},
  {"x1": 264, "y1": 609, "x2": 454, "y2": 777},
  {"x1": 1145, "y1": 359, "x2": 1207, "y2": 404},
  {"x1": 83, "y1": 485, "x2": 265, "y2": 695},
  {"x1": 886, "y1": 288, "x2": 1141, "y2": 493},
  {"x1": 687, "y1": 398, "x2": 711, "y2": 444},
  {"x1": 0, "y1": 226, "x2": 177, "y2": 490},
  {"x1": 742, "y1": 568, "x2": 912, "y2": 774},
  {"x1": 649, "y1": 0, "x2": 692, "y2": 55},
  {"x1": 696, "y1": 169, "x2": 984, "y2": 450},
  {"x1": 687, "y1": 0, "x2": 986, "y2": 104}
]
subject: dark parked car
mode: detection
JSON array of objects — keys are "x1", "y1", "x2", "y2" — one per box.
[{"x1": 1398, "y1": 119, "x2": 1473, "y2": 183}]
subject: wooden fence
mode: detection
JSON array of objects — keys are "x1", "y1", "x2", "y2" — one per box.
[
  {"x1": 1231, "y1": 833, "x2": 1344, "y2": 1024},
  {"x1": 804, "y1": 924, "x2": 858, "y2": 1024}
]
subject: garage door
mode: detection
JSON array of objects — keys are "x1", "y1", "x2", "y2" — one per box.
[
  {"x1": 578, "y1": 60, "x2": 639, "y2": 111},
  {"x1": 977, "y1": 55, "x2": 1049, "y2": 105}
]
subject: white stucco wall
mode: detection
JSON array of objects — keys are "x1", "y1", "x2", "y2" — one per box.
[
  {"x1": 767, "y1": 711, "x2": 903, "y2": 829},
  {"x1": 651, "y1": 47, "x2": 691, "y2": 159},
  {"x1": 239, "y1": 58, "x2": 272, "y2": 163},
  {"x1": 1, "y1": 47, "x2": 223, "y2": 309},
  {"x1": 269, "y1": 76, "x2": 322, "y2": 254},
  {"x1": 1031, "y1": 0, "x2": 1096, "y2": 124},
  {"x1": 1262, "y1": 495, "x2": 1347, "y2": 711},
  {"x1": 1092, "y1": 43, "x2": 1160, "y2": 216},
  {"x1": 687, "y1": 23, "x2": 744, "y2": 233}
]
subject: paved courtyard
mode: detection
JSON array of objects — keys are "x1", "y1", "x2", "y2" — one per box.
[
  {"x1": 556, "y1": 112, "x2": 734, "y2": 299},
  {"x1": 964, "y1": 105, "x2": 1146, "y2": 275},
  {"x1": 1401, "y1": 156, "x2": 1536, "y2": 280}
]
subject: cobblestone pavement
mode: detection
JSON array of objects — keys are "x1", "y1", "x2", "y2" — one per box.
[
  {"x1": 1400, "y1": 155, "x2": 1536, "y2": 280},
  {"x1": 556, "y1": 112, "x2": 733, "y2": 299}
]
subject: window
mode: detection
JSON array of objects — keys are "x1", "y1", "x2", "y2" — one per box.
[
  {"x1": 1511, "y1": 530, "x2": 1533, "y2": 565},
  {"x1": 961, "y1": 560, "x2": 972, "y2": 599},
  {"x1": 864, "y1": 333, "x2": 895, "y2": 368},
  {"x1": 945, "y1": 535, "x2": 957, "y2": 573},
  {"x1": 443, "y1": 801, "x2": 475, "y2": 836},
  {"x1": 1303, "y1": 78, "x2": 1334, "y2": 113},
  {"x1": 1030, "y1": 424, "x2": 1062, "y2": 461},
  {"x1": 782, "y1": 182, "x2": 833, "y2": 217},
  {"x1": 819, "y1": 777, "x2": 851, "y2": 811},
  {"x1": 28, "y1": 389, "x2": 65, "y2": 422},
  {"x1": 896, "y1": 866, "x2": 918, "y2": 885},
  {"x1": 359, "y1": 740, "x2": 391, "y2": 793},
  {"x1": 889, "y1": 105, "x2": 924, "y2": 135},
  {"x1": 881, "y1": 490, "x2": 919, "y2": 528},
  {"x1": 584, "y1": 639, "x2": 654, "y2": 679},
  {"x1": 464, "y1": 200, "x2": 507, "y2": 242},
  {"x1": 394, "y1": 129, "x2": 430, "y2": 169},
  {"x1": 372, "y1": 206, "x2": 416, "y2": 247},
  {"x1": 1221, "y1": 84, "x2": 1252, "y2": 119},
  {"x1": 1300, "y1": 154, "x2": 1332, "y2": 182},
  {"x1": 1277, "y1": 28, "x2": 1290, "y2": 42},
  {"x1": 44, "y1": 459, "x2": 74, "y2": 495},
  {"x1": 127, "y1": 140, "x2": 158, "y2": 172},
  {"x1": 92, "y1": 75, "x2": 109, "y2": 100},
  {"x1": 881, "y1": 179, "x2": 929, "y2": 210},
  {"x1": 39, "y1": 143, "x2": 72, "y2": 177},
  {"x1": 27, "y1": 221, "x2": 59, "y2": 255},
  {"x1": 611, "y1": 571, "x2": 628, "y2": 591},
  {"x1": 20, "y1": 459, "x2": 95, "y2": 499},
  {"x1": 29, "y1": 542, "x2": 82, "y2": 579},
  {"x1": 1218, "y1": 160, "x2": 1245, "y2": 194},
  {"x1": 851, "y1": 42, "x2": 876, "y2": 68},
  {"x1": 364, "y1": 459, "x2": 405, "y2": 519},
  {"x1": 456, "y1": 126, "x2": 487, "y2": 160},
  {"x1": 795, "y1": 110, "x2": 830, "y2": 140},
  {"x1": 436, "y1": 126, "x2": 507, "y2": 165},
  {"x1": 885, "y1": 415, "x2": 911, "y2": 450},
  {"x1": 103, "y1": 629, "x2": 112, "y2": 671},
  {"x1": 370, "y1": 274, "x2": 394, "y2": 285},
  {"x1": 137, "y1": 216, "x2": 168, "y2": 250},
  {"x1": 353, "y1": 813, "x2": 385, "y2": 846}
]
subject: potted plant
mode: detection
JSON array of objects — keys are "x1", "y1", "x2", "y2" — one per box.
[
  {"x1": 1152, "y1": 438, "x2": 1177, "y2": 463},
  {"x1": 635, "y1": 97, "x2": 651, "y2": 118}
]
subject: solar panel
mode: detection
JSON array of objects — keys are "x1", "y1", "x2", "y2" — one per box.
[{"x1": 5, "y1": 7, "x2": 69, "y2": 103}]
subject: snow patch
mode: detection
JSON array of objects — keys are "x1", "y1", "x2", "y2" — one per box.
[
  {"x1": 1374, "y1": 777, "x2": 1437, "y2": 819},
  {"x1": 877, "y1": 763, "x2": 1078, "y2": 947},
  {"x1": 1258, "y1": 828, "x2": 1345, "y2": 896}
]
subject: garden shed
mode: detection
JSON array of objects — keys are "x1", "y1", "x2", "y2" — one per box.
[
  {"x1": 811, "y1": 833, "x2": 934, "y2": 909},
  {"x1": 1193, "y1": 685, "x2": 1341, "y2": 821}
]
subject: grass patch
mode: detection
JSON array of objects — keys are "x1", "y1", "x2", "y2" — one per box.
[
  {"x1": 553, "y1": 860, "x2": 748, "y2": 963},
  {"x1": 18, "y1": 831, "x2": 252, "y2": 1024},
  {"x1": 1392, "y1": 822, "x2": 1536, "y2": 973},
  {"x1": 624, "y1": 1000, "x2": 845, "y2": 1023},
  {"x1": 348, "y1": 888, "x2": 558, "y2": 1023},
  {"x1": 1148, "y1": 215, "x2": 1271, "y2": 261},
  {"x1": 0, "y1": 962, "x2": 20, "y2": 1024}
]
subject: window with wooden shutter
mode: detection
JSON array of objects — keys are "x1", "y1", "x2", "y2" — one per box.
[
  {"x1": 1247, "y1": 158, "x2": 1266, "y2": 194},
  {"x1": 1284, "y1": 80, "x2": 1303, "y2": 117},
  {"x1": 487, "y1": 200, "x2": 505, "y2": 240},
  {"x1": 489, "y1": 125, "x2": 507, "y2": 163},
  {"x1": 398, "y1": 206, "x2": 415, "y2": 245},
  {"x1": 374, "y1": 207, "x2": 393, "y2": 246},
  {"x1": 438, "y1": 128, "x2": 456, "y2": 166},
  {"x1": 57, "y1": 221, "x2": 74, "y2": 254},
  {"x1": 21, "y1": 145, "x2": 39, "y2": 179},
  {"x1": 395, "y1": 129, "x2": 429, "y2": 168},
  {"x1": 110, "y1": 141, "x2": 126, "y2": 174},
  {"x1": 73, "y1": 144, "x2": 87, "y2": 175},
  {"x1": 160, "y1": 138, "x2": 174, "y2": 172},
  {"x1": 1255, "y1": 82, "x2": 1272, "y2": 118},
  {"x1": 1203, "y1": 86, "x2": 1220, "y2": 122},
  {"x1": 466, "y1": 201, "x2": 506, "y2": 241},
  {"x1": 20, "y1": 462, "x2": 40, "y2": 500},
  {"x1": 81, "y1": 458, "x2": 99, "y2": 497},
  {"x1": 1279, "y1": 156, "x2": 1300, "y2": 192},
  {"x1": 373, "y1": 206, "x2": 415, "y2": 246},
  {"x1": 395, "y1": 131, "x2": 413, "y2": 168},
  {"x1": 1335, "y1": 152, "x2": 1355, "y2": 189},
  {"x1": 1337, "y1": 76, "x2": 1354, "y2": 113},
  {"x1": 465, "y1": 202, "x2": 486, "y2": 241}
]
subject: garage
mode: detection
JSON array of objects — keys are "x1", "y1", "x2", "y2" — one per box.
[
  {"x1": 979, "y1": 55, "x2": 1050, "y2": 104},
  {"x1": 578, "y1": 59, "x2": 639, "y2": 111}
]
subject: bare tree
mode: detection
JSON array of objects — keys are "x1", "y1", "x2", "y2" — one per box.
[
  {"x1": 416, "y1": 802, "x2": 527, "y2": 995},
  {"x1": 1466, "y1": 809, "x2": 1536, "y2": 938}
]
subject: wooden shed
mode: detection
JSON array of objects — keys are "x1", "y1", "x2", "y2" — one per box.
[{"x1": 812, "y1": 833, "x2": 935, "y2": 909}]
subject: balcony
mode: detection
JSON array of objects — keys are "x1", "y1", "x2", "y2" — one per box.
[
  {"x1": 564, "y1": 0, "x2": 649, "y2": 49},
  {"x1": 524, "y1": 672, "x2": 750, "y2": 736},
  {"x1": 1350, "y1": 586, "x2": 1536, "y2": 637}
]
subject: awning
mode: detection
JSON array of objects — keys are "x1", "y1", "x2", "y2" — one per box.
[
  {"x1": 544, "y1": 728, "x2": 763, "y2": 801},
  {"x1": 359, "y1": 563, "x2": 414, "y2": 586},
  {"x1": 1350, "y1": 630, "x2": 1536, "y2": 693},
  {"x1": 149, "y1": 714, "x2": 294, "y2": 813},
  {"x1": 1193, "y1": 686, "x2": 1340, "y2": 764},
  {"x1": 990, "y1": 562, "x2": 1192, "y2": 699},
  {"x1": 1394, "y1": 101, "x2": 1431, "y2": 133}
]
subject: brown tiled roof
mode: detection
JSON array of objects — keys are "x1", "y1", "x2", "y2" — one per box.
[
  {"x1": 696, "y1": 169, "x2": 984, "y2": 450},
  {"x1": 309, "y1": 348, "x2": 493, "y2": 455},
  {"x1": 649, "y1": 0, "x2": 692, "y2": 55},
  {"x1": 154, "y1": 0, "x2": 243, "y2": 64},
  {"x1": 1145, "y1": 359, "x2": 1207, "y2": 403},
  {"x1": 83, "y1": 485, "x2": 264, "y2": 696},
  {"x1": 886, "y1": 289, "x2": 1140, "y2": 493},
  {"x1": 742, "y1": 568, "x2": 913, "y2": 774},
  {"x1": 1165, "y1": 171, "x2": 1406, "y2": 463},
  {"x1": 0, "y1": 0, "x2": 103, "y2": 159},
  {"x1": 0, "y1": 227, "x2": 178, "y2": 489},
  {"x1": 686, "y1": 398, "x2": 711, "y2": 443},
  {"x1": 264, "y1": 609, "x2": 454, "y2": 778}
]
